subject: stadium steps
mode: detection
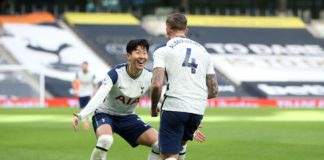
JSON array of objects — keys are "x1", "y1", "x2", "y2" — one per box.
[
  {"x1": 58, "y1": 19, "x2": 109, "y2": 68},
  {"x1": 308, "y1": 20, "x2": 324, "y2": 39},
  {"x1": 213, "y1": 68, "x2": 258, "y2": 98},
  {"x1": 0, "y1": 29, "x2": 53, "y2": 98}
]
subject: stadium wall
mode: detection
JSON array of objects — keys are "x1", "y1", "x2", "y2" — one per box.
[{"x1": 1, "y1": 98, "x2": 324, "y2": 109}]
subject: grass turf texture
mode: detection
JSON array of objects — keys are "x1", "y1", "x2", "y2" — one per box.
[{"x1": 0, "y1": 108, "x2": 324, "y2": 160}]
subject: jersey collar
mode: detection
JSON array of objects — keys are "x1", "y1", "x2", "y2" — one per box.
[{"x1": 126, "y1": 64, "x2": 143, "y2": 80}]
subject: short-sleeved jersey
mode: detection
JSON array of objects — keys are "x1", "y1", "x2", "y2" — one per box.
[
  {"x1": 96, "y1": 63, "x2": 152, "y2": 116},
  {"x1": 153, "y1": 37, "x2": 215, "y2": 115},
  {"x1": 76, "y1": 70, "x2": 96, "y2": 97}
]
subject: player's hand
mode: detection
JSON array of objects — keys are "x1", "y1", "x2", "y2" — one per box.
[
  {"x1": 193, "y1": 129, "x2": 206, "y2": 143},
  {"x1": 193, "y1": 124, "x2": 206, "y2": 143},
  {"x1": 72, "y1": 113, "x2": 80, "y2": 131},
  {"x1": 151, "y1": 107, "x2": 159, "y2": 117}
]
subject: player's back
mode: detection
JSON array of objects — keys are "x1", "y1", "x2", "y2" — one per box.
[{"x1": 154, "y1": 37, "x2": 213, "y2": 115}]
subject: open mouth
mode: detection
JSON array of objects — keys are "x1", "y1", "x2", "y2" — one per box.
[{"x1": 137, "y1": 59, "x2": 145, "y2": 66}]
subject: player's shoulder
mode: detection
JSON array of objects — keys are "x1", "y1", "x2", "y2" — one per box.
[
  {"x1": 140, "y1": 68, "x2": 152, "y2": 85},
  {"x1": 107, "y1": 63, "x2": 127, "y2": 75},
  {"x1": 140, "y1": 67, "x2": 152, "y2": 78},
  {"x1": 77, "y1": 69, "x2": 85, "y2": 74},
  {"x1": 114, "y1": 63, "x2": 127, "y2": 70},
  {"x1": 87, "y1": 70, "x2": 96, "y2": 76},
  {"x1": 77, "y1": 70, "x2": 88, "y2": 77},
  {"x1": 143, "y1": 67, "x2": 152, "y2": 73},
  {"x1": 144, "y1": 67, "x2": 152, "y2": 76},
  {"x1": 107, "y1": 63, "x2": 127, "y2": 84},
  {"x1": 153, "y1": 42, "x2": 167, "y2": 53}
]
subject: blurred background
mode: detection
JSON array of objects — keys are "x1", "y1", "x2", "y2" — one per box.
[
  {"x1": 0, "y1": 1, "x2": 324, "y2": 160},
  {"x1": 0, "y1": 0, "x2": 324, "y2": 108}
]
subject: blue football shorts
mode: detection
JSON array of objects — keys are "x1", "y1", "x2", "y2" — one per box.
[
  {"x1": 159, "y1": 110, "x2": 203, "y2": 154},
  {"x1": 92, "y1": 112, "x2": 152, "y2": 147}
]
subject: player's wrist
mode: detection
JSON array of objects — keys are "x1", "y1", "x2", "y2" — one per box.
[
  {"x1": 151, "y1": 105, "x2": 158, "y2": 109},
  {"x1": 73, "y1": 113, "x2": 82, "y2": 122}
]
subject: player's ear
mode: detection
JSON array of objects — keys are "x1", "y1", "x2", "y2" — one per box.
[
  {"x1": 185, "y1": 27, "x2": 189, "y2": 35},
  {"x1": 166, "y1": 26, "x2": 171, "y2": 37},
  {"x1": 126, "y1": 52, "x2": 131, "y2": 61}
]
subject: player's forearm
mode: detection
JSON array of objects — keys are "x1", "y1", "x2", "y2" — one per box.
[
  {"x1": 151, "y1": 68, "x2": 165, "y2": 109},
  {"x1": 206, "y1": 74, "x2": 218, "y2": 99},
  {"x1": 151, "y1": 86, "x2": 162, "y2": 109},
  {"x1": 79, "y1": 83, "x2": 111, "y2": 120}
]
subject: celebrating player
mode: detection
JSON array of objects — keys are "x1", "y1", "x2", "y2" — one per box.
[
  {"x1": 151, "y1": 13, "x2": 218, "y2": 160},
  {"x1": 73, "y1": 39, "x2": 161, "y2": 160}
]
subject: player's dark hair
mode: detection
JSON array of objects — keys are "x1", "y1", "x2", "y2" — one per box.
[
  {"x1": 126, "y1": 39, "x2": 149, "y2": 54},
  {"x1": 166, "y1": 13, "x2": 187, "y2": 31}
]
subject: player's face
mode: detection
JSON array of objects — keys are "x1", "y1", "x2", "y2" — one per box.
[
  {"x1": 127, "y1": 46, "x2": 148, "y2": 70},
  {"x1": 82, "y1": 63, "x2": 88, "y2": 72}
]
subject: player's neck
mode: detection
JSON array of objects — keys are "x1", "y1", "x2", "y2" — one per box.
[
  {"x1": 169, "y1": 33, "x2": 186, "y2": 39},
  {"x1": 126, "y1": 64, "x2": 142, "y2": 79}
]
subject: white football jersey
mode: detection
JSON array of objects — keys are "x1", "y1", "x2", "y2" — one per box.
[
  {"x1": 96, "y1": 63, "x2": 152, "y2": 115},
  {"x1": 76, "y1": 70, "x2": 96, "y2": 97},
  {"x1": 153, "y1": 37, "x2": 215, "y2": 115}
]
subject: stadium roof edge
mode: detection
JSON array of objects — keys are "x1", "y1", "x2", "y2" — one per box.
[
  {"x1": 0, "y1": 12, "x2": 55, "y2": 24},
  {"x1": 64, "y1": 12, "x2": 139, "y2": 26},
  {"x1": 186, "y1": 15, "x2": 306, "y2": 29}
]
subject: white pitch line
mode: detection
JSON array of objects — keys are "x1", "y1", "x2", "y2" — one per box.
[{"x1": 1, "y1": 111, "x2": 324, "y2": 123}]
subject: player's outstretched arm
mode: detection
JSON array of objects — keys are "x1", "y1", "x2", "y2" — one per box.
[
  {"x1": 206, "y1": 74, "x2": 218, "y2": 99},
  {"x1": 73, "y1": 77, "x2": 113, "y2": 131},
  {"x1": 151, "y1": 67, "x2": 165, "y2": 117}
]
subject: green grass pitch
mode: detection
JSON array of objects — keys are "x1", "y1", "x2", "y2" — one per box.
[{"x1": 0, "y1": 107, "x2": 324, "y2": 160}]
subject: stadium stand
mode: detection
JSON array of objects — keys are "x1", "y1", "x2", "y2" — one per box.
[
  {"x1": 0, "y1": 12, "x2": 109, "y2": 97},
  {"x1": 64, "y1": 13, "x2": 254, "y2": 97},
  {"x1": 0, "y1": 12, "x2": 55, "y2": 24},
  {"x1": 187, "y1": 15, "x2": 324, "y2": 98},
  {"x1": 3, "y1": 0, "x2": 324, "y2": 22},
  {"x1": 0, "y1": 44, "x2": 39, "y2": 98},
  {"x1": 64, "y1": 13, "x2": 164, "y2": 69},
  {"x1": 0, "y1": 25, "x2": 42, "y2": 99},
  {"x1": 308, "y1": 20, "x2": 324, "y2": 38},
  {"x1": 0, "y1": 0, "x2": 323, "y2": 108},
  {"x1": 140, "y1": 15, "x2": 324, "y2": 98}
]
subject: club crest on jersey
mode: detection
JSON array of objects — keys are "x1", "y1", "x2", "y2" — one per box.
[
  {"x1": 140, "y1": 86, "x2": 144, "y2": 94},
  {"x1": 115, "y1": 95, "x2": 139, "y2": 105}
]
